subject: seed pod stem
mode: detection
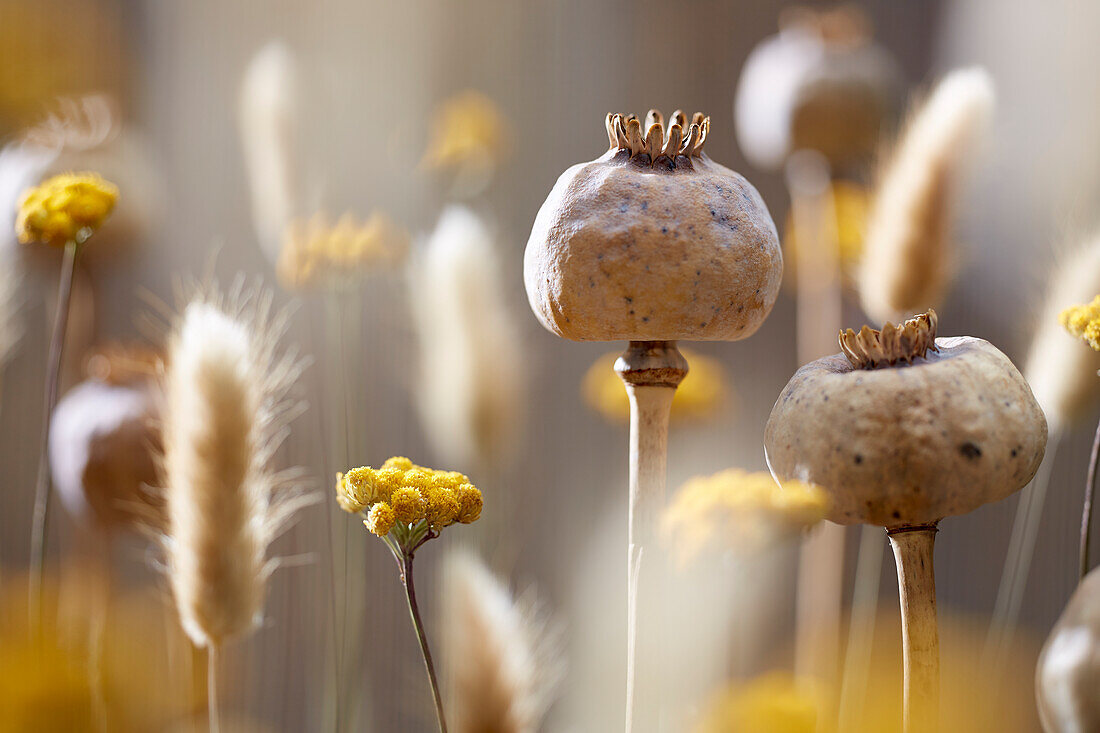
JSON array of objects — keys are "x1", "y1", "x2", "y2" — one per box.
[
  {"x1": 888, "y1": 524, "x2": 940, "y2": 733},
  {"x1": 615, "y1": 340, "x2": 687, "y2": 733}
]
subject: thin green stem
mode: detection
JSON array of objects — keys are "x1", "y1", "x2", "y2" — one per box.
[
  {"x1": 1080, "y1": 416, "x2": 1100, "y2": 581},
  {"x1": 399, "y1": 551, "x2": 448, "y2": 733},
  {"x1": 29, "y1": 239, "x2": 78, "y2": 622}
]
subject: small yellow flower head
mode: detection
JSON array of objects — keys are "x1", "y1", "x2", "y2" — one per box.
[
  {"x1": 16, "y1": 172, "x2": 118, "y2": 247},
  {"x1": 383, "y1": 456, "x2": 415, "y2": 471},
  {"x1": 365, "y1": 502, "x2": 396, "y2": 537},
  {"x1": 276, "y1": 211, "x2": 409, "y2": 291},
  {"x1": 454, "y1": 484, "x2": 483, "y2": 524},
  {"x1": 1060, "y1": 295, "x2": 1100, "y2": 352},
  {"x1": 391, "y1": 486, "x2": 427, "y2": 525},
  {"x1": 583, "y1": 348, "x2": 731, "y2": 424},
  {"x1": 662, "y1": 469, "x2": 827, "y2": 565},
  {"x1": 339, "y1": 467, "x2": 379, "y2": 512},
  {"x1": 421, "y1": 90, "x2": 512, "y2": 172},
  {"x1": 423, "y1": 485, "x2": 460, "y2": 530}
]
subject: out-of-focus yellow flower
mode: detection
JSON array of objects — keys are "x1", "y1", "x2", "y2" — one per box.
[
  {"x1": 277, "y1": 211, "x2": 409, "y2": 291},
  {"x1": 783, "y1": 180, "x2": 869, "y2": 286},
  {"x1": 421, "y1": 90, "x2": 512, "y2": 174},
  {"x1": 1061, "y1": 295, "x2": 1100, "y2": 352},
  {"x1": 583, "y1": 348, "x2": 730, "y2": 424},
  {"x1": 337, "y1": 456, "x2": 482, "y2": 543},
  {"x1": 16, "y1": 172, "x2": 117, "y2": 247},
  {"x1": 695, "y1": 672, "x2": 821, "y2": 733},
  {"x1": 661, "y1": 469, "x2": 826, "y2": 565}
]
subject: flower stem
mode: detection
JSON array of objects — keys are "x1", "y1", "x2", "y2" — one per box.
[
  {"x1": 1080, "y1": 416, "x2": 1100, "y2": 581},
  {"x1": 399, "y1": 551, "x2": 448, "y2": 733},
  {"x1": 208, "y1": 645, "x2": 221, "y2": 733},
  {"x1": 888, "y1": 524, "x2": 940, "y2": 733},
  {"x1": 29, "y1": 239, "x2": 78, "y2": 622}
]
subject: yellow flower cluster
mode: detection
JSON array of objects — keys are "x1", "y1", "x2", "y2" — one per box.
[
  {"x1": 695, "y1": 672, "x2": 821, "y2": 733},
  {"x1": 336, "y1": 456, "x2": 482, "y2": 537},
  {"x1": 16, "y1": 172, "x2": 118, "y2": 247},
  {"x1": 1060, "y1": 295, "x2": 1100, "y2": 352},
  {"x1": 277, "y1": 212, "x2": 409, "y2": 291},
  {"x1": 421, "y1": 90, "x2": 511, "y2": 172},
  {"x1": 583, "y1": 348, "x2": 730, "y2": 424},
  {"x1": 661, "y1": 469, "x2": 826, "y2": 565}
]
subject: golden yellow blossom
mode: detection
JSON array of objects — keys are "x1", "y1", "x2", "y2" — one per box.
[
  {"x1": 783, "y1": 180, "x2": 869, "y2": 287},
  {"x1": 583, "y1": 348, "x2": 730, "y2": 424},
  {"x1": 1060, "y1": 295, "x2": 1100, "y2": 352},
  {"x1": 662, "y1": 469, "x2": 826, "y2": 564},
  {"x1": 336, "y1": 456, "x2": 483, "y2": 544},
  {"x1": 391, "y1": 487, "x2": 427, "y2": 525},
  {"x1": 16, "y1": 173, "x2": 117, "y2": 247},
  {"x1": 421, "y1": 90, "x2": 512, "y2": 173},
  {"x1": 277, "y1": 211, "x2": 409, "y2": 290},
  {"x1": 695, "y1": 672, "x2": 822, "y2": 733},
  {"x1": 366, "y1": 502, "x2": 397, "y2": 537}
]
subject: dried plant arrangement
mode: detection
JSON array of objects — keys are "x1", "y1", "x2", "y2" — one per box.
[
  {"x1": 765, "y1": 311, "x2": 1047, "y2": 732},
  {"x1": 158, "y1": 283, "x2": 312, "y2": 733},
  {"x1": 524, "y1": 109, "x2": 782, "y2": 730},
  {"x1": 336, "y1": 456, "x2": 484, "y2": 733},
  {"x1": 15, "y1": 171, "x2": 117, "y2": 620},
  {"x1": 441, "y1": 550, "x2": 563, "y2": 733}
]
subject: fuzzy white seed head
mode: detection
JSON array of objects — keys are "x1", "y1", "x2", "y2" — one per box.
[
  {"x1": 162, "y1": 289, "x2": 308, "y2": 649},
  {"x1": 410, "y1": 206, "x2": 524, "y2": 470},
  {"x1": 859, "y1": 67, "x2": 995, "y2": 323},
  {"x1": 442, "y1": 551, "x2": 563, "y2": 733}
]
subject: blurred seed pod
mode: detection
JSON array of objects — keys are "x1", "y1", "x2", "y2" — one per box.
[
  {"x1": 1037, "y1": 568, "x2": 1100, "y2": 732},
  {"x1": 735, "y1": 5, "x2": 900, "y2": 176}
]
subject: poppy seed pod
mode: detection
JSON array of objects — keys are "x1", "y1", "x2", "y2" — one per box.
[{"x1": 524, "y1": 110, "x2": 782, "y2": 342}]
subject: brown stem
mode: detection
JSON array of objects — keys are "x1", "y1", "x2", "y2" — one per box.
[
  {"x1": 1080, "y1": 416, "x2": 1100, "y2": 581},
  {"x1": 400, "y1": 552, "x2": 448, "y2": 733},
  {"x1": 888, "y1": 524, "x2": 940, "y2": 733},
  {"x1": 29, "y1": 239, "x2": 78, "y2": 622},
  {"x1": 616, "y1": 340, "x2": 687, "y2": 733}
]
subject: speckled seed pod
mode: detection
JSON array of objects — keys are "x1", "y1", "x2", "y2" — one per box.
[
  {"x1": 1037, "y1": 566, "x2": 1100, "y2": 732},
  {"x1": 765, "y1": 311, "x2": 1047, "y2": 526},
  {"x1": 524, "y1": 110, "x2": 782, "y2": 342}
]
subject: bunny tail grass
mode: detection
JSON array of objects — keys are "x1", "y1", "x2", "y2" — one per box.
[
  {"x1": 859, "y1": 67, "x2": 994, "y2": 323},
  {"x1": 442, "y1": 550, "x2": 563, "y2": 733},
  {"x1": 239, "y1": 41, "x2": 299, "y2": 264},
  {"x1": 161, "y1": 283, "x2": 311, "y2": 649},
  {"x1": 410, "y1": 206, "x2": 524, "y2": 471}
]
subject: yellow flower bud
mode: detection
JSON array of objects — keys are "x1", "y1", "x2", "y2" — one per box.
[
  {"x1": 423, "y1": 486, "x2": 460, "y2": 530},
  {"x1": 365, "y1": 502, "x2": 396, "y2": 537},
  {"x1": 1061, "y1": 295, "x2": 1100, "y2": 352},
  {"x1": 16, "y1": 173, "x2": 118, "y2": 247},
  {"x1": 391, "y1": 486, "x2": 427, "y2": 525},
  {"x1": 454, "y1": 484, "x2": 483, "y2": 524},
  {"x1": 383, "y1": 456, "x2": 415, "y2": 471},
  {"x1": 341, "y1": 467, "x2": 379, "y2": 511}
]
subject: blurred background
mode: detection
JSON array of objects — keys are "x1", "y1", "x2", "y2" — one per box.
[{"x1": 2, "y1": 0, "x2": 1099, "y2": 730}]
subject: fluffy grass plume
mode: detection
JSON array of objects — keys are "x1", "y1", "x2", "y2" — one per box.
[
  {"x1": 442, "y1": 551, "x2": 563, "y2": 733},
  {"x1": 410, "y1": 206, "x2": 524, "y2": 470},
  {"x1": 161, "y1": 283, "x2": 310, "y2": 648},
  {"x1": 859, "y1": 67, "x2": 995, "y2": 323},
  {"x1": 1025, "y1": 233, "x2": 1100, "y2": 431},
  {"x1": 239, "y1": 41, "x2": 299, "y2": 263}
]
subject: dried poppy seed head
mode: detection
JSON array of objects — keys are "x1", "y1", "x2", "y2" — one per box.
[
  {"x1": 765, "y1": 315, "x2": 1046, "y2": 527},
  {"x1": 524, "y1": 110, "x2": 782, "y2": 342}
]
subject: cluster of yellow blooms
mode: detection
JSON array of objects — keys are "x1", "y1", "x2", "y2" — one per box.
[
  {"x1": 277, "y1": 212, "x2": 409, "y2": 291},
  {"x1": 336, "y1": 456, "x2": 482, "y2": 539},
  {"x1": 16, "y1": 172, "x2": 117, "y2": 247},
  {"x1": 421, "y1": 90, "x2": 511, "y2": 172},
  {"x1": 695, "y1": 672, "x2": 821, "y2": 733},
  {"x1": 1060, "y1": 295, "x2": 1100, "y2": 352},
  {"x1": 661, "y1": 469, "x2": 826, "y2": 564},
  {"x1": 583, "y1": 348, "x2": 730, "y2": 424}
]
